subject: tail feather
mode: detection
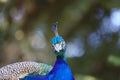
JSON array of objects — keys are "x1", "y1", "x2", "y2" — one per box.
[
  {"x1": 20, "y1": 73, "x2": 45, "y2": 80},
  {"x1": 0, "y1": 61, "x2": 52, "y2": 80}
]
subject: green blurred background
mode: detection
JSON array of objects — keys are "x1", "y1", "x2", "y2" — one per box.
[{"x1": 0, "y1": 0, "x2": 120, "y2": 80}]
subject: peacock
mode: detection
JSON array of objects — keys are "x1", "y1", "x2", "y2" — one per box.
[{"x1": 0, "y1": 22, "x2": 75, "y2": 80}]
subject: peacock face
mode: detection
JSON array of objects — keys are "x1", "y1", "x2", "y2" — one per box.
[{"x1": 51, "y1": 36, "x2": 66, "y2": 56}]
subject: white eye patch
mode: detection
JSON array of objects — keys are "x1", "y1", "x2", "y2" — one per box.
[{"x1": 53, "y1": 41, "x2": 66, "y2": 52}]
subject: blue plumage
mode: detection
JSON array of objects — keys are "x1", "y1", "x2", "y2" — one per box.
[
  {"x1": 46, "y1": 56, "x2": 74, "y2": 80},
  {"x1": 20, "y1": 22, "x2": 74, "y2": 80}
]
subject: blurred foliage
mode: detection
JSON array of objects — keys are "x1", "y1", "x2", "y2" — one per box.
[
  {"x1": 75, "y1": 74, "x2": 99, "y2": 80},
  {"x1": 0, "y1": 0, "x2": 120, "y2": 80},
  {"x1": 108, "y1": 55, "x2": 120, "y2": 67}
]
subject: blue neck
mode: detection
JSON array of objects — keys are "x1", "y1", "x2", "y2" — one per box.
[{"x1": 45, "y1": 54, "x2": 74, "y2": 80}]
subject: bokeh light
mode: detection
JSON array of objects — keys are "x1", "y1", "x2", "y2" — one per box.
[
  {"x1": 0, "y1": 0, "x2": 8, "y2": 3},
  {"x1": 15, "y1": 30, "x2": 24, "y2": 40},
  {"x1": 88, "y1": 32, "x2": 102, "y2": 48},
  {"x1": 66, "y1": 38, "x2": 85, "y2": 58},
  {"x1": 110, "y1": 9, "x2": 120, "y2": 27},
  {"x1": 29, "y1": 29, "x2": 46, "y2": 50}
]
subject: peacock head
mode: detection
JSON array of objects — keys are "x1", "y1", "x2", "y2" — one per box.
[{"x1": 51, "y1": 22, "x2": 66, "y2": 56}]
